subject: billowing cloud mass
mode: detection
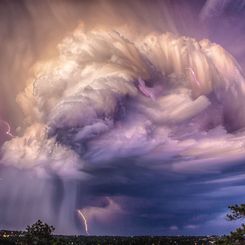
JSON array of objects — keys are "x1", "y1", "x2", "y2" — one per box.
[{"x1": 0, "y1": 0, "x2": 245, "y2": 236}]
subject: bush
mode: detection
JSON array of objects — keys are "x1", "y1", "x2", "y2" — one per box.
[{"x1": 23, "y1": 220, "x2": 55, "y2": 245}]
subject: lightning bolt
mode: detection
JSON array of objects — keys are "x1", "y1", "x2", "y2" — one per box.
[
  {"x1": 186, "y1": 67, "x2": 201, "y2": 87},
  {"x1": 138, "y1": 77, "x2": 156, "y2": 101},
  {"x1": 77, "y1": 209, "x2": 89, "y2": 235},
  {"x1": 0, "y1": 120, "x2": 14, "y2": 138}
]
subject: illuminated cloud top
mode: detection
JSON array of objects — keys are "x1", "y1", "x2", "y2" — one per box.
[{"x1": 3, "y1": 27, "x2": 245, "y2": 173}]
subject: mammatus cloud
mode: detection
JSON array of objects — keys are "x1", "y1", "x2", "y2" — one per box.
[{"x1": 0, "y1": 23, "x2": 245, "y2": 234}]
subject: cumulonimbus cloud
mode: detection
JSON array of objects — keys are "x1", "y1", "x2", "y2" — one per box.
[
  {"x1": 1, "y1": 24, "x2": 245, "y2": 234},
  {"x1": 3, "y1": 26, "x2": 245, "y2": 172}
]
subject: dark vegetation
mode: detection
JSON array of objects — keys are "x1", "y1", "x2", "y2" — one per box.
[
  {"x1": 217, "y1": 204, "x2": 245, "y2": 245},
  {"x1": 0, "y1": 204, "x2": 244, "y2": 245}
]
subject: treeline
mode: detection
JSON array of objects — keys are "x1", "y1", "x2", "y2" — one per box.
[{"x1": 0, "y1": 204, "x2": 244, "y2": 245}]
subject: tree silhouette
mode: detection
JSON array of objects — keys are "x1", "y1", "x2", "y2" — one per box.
[
  {"x1": 218, "y1": 204, "x2": 245, "y2": 245},
  {"x1": 227, "y1": 204, "x2": 245, "y2": 221},
  {"x1": 24, "y1": 220, "x2": 55, "y2": 245}
]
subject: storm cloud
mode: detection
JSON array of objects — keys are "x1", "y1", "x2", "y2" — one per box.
[{"x1": 0, "y1": 0, "x2": 244, "y2": 236}]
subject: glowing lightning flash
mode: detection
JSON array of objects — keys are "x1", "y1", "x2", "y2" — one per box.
[
  {"x1": 77, "y1": 209, "x2": 89, "y2": 235},
  {"x1": 0, "y1": 120, "x2": 14, "y2": 138},
  {"x1": 186, "y1": 67, "x2": 201, "y2": 87},
  {"x1": 138, "y1": 77, "x2": 156, "y2": 101}
]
